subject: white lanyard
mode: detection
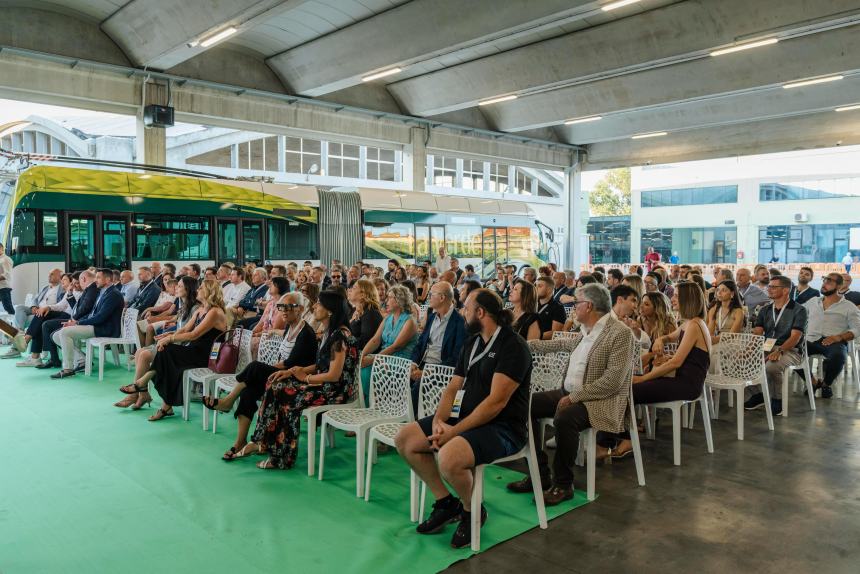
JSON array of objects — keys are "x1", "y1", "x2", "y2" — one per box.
[
  {"x1": 463, "y1": 327, "x2": 501, "y2": 389},
  {"x1": 770, "y1": 304, "x2": 788, "y2": 336},
  {"x1": 717, "y1": 307, "x2": 730, "y2": 333},
  {"x1": 740, "y1": 285, "x2": 751, "y2": 298}
]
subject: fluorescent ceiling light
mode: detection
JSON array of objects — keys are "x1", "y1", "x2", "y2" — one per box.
[
  {"x1": 564, "y1": 115, "x2": 603, "y2": 125},
  {"x1": 199, "y1": 27, "x2": 238, "y2": 48},
  {"x1": 601, "y1": 0, "x2": 641, "y2": 11},
  {"x1": 710, "y1": 38, "x2": 778, "y2": 57},
  {"x1": 631, "y1": 131, "x2": 667, "y2": 139},
  {"x1": 362, "y1": 68, "x2": 402, "y2": 82},
  {"x1": 835, "y1": 104, "x2": 860, "y2": 112},
  {"x1": 783, "y1": 75, "x2": 843, "y2": 89},
  {"x1": 478, "y1": 94, "x2": 518, "y2": 106}
]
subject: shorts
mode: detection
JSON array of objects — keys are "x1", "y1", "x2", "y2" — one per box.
[{"x1": 417, "y1": 415, "x2": 525, "y2": 466}]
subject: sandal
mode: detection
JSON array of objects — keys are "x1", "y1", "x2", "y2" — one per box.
[
  {"x1": 114, "y1": 394, "x2": 137, "y2": 408},
  {"x1": 223, "y1": 443, "x2": 261, "y2": 461},
  {"x1": 120, "y1": 383, "x2": 147, "y2": 395},
  {"x1": 256, "y1": 458, "x2": 280, "y2": 470},
  {"x1": 148, "y1": 407, "x2": 174, "y2": 422},
  {"x1": 203, "y1": 396, "x2": 232, "y2": 413},
  {"x1": 222, "y1": 446, "x2": 239, "y2": 461}
]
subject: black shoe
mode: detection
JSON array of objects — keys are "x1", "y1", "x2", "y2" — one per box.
[
  {"x1": 50, "y1": 369, "x2": 76, "y2": 379},
  {"x1": 74, "y1": 363, "x2": 86, "y2": 373},
  {"x1": 416, "y1": 496, "x2": 463, "y2": 535},
  {"x1": 821, "y1": 385, "x2": 833, "y2": 399},
  {"x1": 35, "y1": 360, "x2": 61, "y2": 370},
  {"x1": 506, "y1": 475, "x2": 550, "y2": 494},
  {"x1": 770, "y1": 399, "x2": 783, "y2": 416},
  {"x1": 450, "y1": 505, "x2": 487, "y2": 549},
  {"x1": 744, "y1": 393, "x2": 765, "y2": 410}
]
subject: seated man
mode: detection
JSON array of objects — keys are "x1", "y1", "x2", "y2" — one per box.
[
  {"x1": 50, "y1": 268, "x2": 124, "y2": 379},
  {"x1": 223, "y1": 267, "x2": 251, "y2": 311},
  {"x1": 800, "y1": 273, "x2": 860, "y2": 398},
  {"x1": 13, "y1": 267, "x2": 64, "y2": 331},
  {"x1": 507, "y1": 283, "x2": 633, "y2": 505},
  {"x1": 118, "y1": 270, "x2": 139, "y2": 305},
  {"x1": 535, "y1": 276, "x2": 566, "y2": 339},
  {"x1": 230, "y1": 267, "x2": 268, "y2": 327},
  {"x1": 15, "y1": 273, "x2": 75, "y2": 367},
  {"x1": 395, "y1": 289, "x2": 532, "y2": 548},
  {"x1": 794, "y1": 266, "x2": 819, "y2": 305},
  {"x1": 736, "y1": 268, "x2": 769, "y2": 318},
  {"x1": 38, "y1": 271, "x2": 100, "y2": 370},
  {"x1": 127, "y1": 266, "x2": 161, "y2": 313},
  {"x1": 611, "y1": 284, "x2": 651, "y2": 351},
  {"x1": 745, "y1": 275, "x2": 807, "y2": 416},
  {"x1": 410, "y1": 281, "x2": 467, "y2": 411}
]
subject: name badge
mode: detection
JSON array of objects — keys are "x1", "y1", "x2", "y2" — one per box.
[
  {"x1": 763, "y1": 338, "x2": 777, "y2": 352},
  {"x1": 450, "y1": 389, "x2": 465, "y2": 419},
  {"x1": 210, "y1": 342, "x2": 221, "y2": 359}
]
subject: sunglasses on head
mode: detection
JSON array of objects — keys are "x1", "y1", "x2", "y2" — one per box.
[{"x1": 277, "y1": 303, "x2": 303, "y2": 311}]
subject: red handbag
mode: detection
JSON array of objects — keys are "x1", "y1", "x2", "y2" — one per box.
[{"x1": 208, "y1": 329, "x2": 245, "y2": 374}]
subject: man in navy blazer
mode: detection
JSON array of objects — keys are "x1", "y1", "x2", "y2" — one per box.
[
  {"x1": 51, "y1": 268, "x2": 125, "y2": 379},
  {"x1": 128, "y1": 266, "x2": 161, "y2": 313},
  {"x1": 409, "y1": 281, "x2": 466, "y2": 412}
]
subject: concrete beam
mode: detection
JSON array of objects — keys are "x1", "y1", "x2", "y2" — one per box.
[
  {"x1": 559, "y1": 76, "x2": 860, "y2": 144},
  {"x1": 485, "y1": 24, "x2": 860, "y2": 132},
  {"x1": 267, "y1": 0, "x2": 602, "y2": 97},
  {"x1": 388, "y1": 0, "x2": 860, "y2": 117},
  {"x1": 583, "y1": 111, "x2": 860, "y2": 169},
  {"x1": 101, "y1": 0, "x2": 296, "y2": 70}
]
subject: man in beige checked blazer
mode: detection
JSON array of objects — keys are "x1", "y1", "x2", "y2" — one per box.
[{"x1": 507, "y1": 283, "x2": 634, "y2": 505}]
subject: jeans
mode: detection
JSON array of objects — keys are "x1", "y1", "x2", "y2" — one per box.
[
  {"x1": 802, "y1": 339, "x2": 847, "y2": 387},
  {"x1": 0, "y1": 288, "x2": 13, "y2": 315}
]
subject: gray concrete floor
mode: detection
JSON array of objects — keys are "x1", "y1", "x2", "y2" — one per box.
[{"x1": 445, "y1": 386, "x2": 860, "y2": 574}]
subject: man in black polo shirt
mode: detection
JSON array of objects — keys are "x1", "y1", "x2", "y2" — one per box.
[
  {"x1": 535, "y1": 276, "x2": 566, "y2": 339},
  {"x1": 745, "y1": 275, "x2": 807, "y2": 416},
  {"x1": 395, "y1": 288, "x2": 531, "y2": 549},
  {"x1": 793, "y1": 266, "x2": 819, "y2": 305}
]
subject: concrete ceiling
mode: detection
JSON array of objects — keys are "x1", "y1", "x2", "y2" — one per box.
[{"x1": 2, "y1": 0, "x2": 860, "y2": 168}]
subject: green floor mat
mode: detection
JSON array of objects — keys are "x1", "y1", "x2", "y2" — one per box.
[{"x1": 0, "y1": 356, "x2": 591, "y2": 573}]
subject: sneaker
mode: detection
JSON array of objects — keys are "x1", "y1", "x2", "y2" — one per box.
[
  {"x1": 416, "y1": 496, "x2": 463, "y2": 535},
  {"x1": 770, "y1": 399, "x2": 783, "y2": 416},
  {"x1": 450, "y1": 505, "x2": 487, "y2": 549},
  {"x1": 821, "y1": 385, "x2": 833, "y2": 399},
  {"x1": 1, "y1": 348, "x2": 21, "y2": 359},
  {"x1": 16, "y1": 357, "x2": 43, "y2": 367},
  {"x1": 744, "y1": 393, "x2": 765, "y2": 411}
]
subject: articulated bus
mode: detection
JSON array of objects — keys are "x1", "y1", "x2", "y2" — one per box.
[{"x1": 2, "y1": 165, "x2": 557, "y2": 303}]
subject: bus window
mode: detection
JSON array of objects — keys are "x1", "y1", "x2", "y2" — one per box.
[{"x1": 69, "y1": 215, "x2": 96, "y2": 270}]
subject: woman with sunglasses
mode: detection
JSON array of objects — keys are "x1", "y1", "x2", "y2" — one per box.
[
  {"x1": 205, "y1": 291, "x2": 317, "y2": 461},
  {"x1": 249, "y1": 276, "x2": 289, "y2": 359}
]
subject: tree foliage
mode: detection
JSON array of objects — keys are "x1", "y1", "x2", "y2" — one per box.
[{"x1": 589, "y1": 168, "x2": 631, "y2": 216}]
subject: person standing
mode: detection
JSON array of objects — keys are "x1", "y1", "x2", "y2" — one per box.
[
  {"x1": 0, "y1": 242, "x2": 14, "y2": 315},
  {"x1": 434, "y1": 246, "x2": 451, "y2": 276},
  {"x1": 842, "y1": 252, "x2": 853, "y2": 275},
  {"x1": 644, "y1": 246, "x2": 661, "y2": 272}
]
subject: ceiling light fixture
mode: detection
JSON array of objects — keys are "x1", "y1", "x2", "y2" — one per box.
[
  {"x1": 710, "y1": 38, "x2": 778, "y2": 57},
  {"x1": 601, "y1": 0, "x2": 641, "y2": 12},
  {"x1": 564, "y1": 115, "x2": 603, "y2": 125},
  {"x1": 361, "y1": 68, "x2": 402, "y2": 82},
  {"x1": 631, "y1": 131, "x2": 667, "y2": 139},
  {"x1": 478, "y1": 94, "x2": 518, "y2": 106},
  {"x1": 835, "y1": 104, "x2": 860, "y2": 112},
  {"x1": 198, "y1": 27, "x2": 238, "y2": 48},
  {"x1": 783, "y1": 75, "x2": 844, "y2": 89}
]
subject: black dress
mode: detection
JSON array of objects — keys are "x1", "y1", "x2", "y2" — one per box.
[
  {"x1": 634, "y1": 326, "x2": 710, "y2": 404},
  {"x1": 513, "y1": 312, "x2": 540, "y2": 340},
  {"x1": 152, "y1": 310, "x2": 224, "y2": 407},
  {"x1": 349, "y1": 307, "x2": 383, "y2": 352}
]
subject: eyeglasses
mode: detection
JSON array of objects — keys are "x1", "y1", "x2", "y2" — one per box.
[
  {"x1": 823, "y1": 277, "x2": 839, "y2": 283},
  {"x1": 277, "y1": 303, "x2": 303, "y2": 311}
]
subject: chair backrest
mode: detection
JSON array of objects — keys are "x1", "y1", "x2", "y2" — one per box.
[
  {"x1": 565, "y1": 305, "x2": 575, "y2": 319},
  {"x1": 662, "y1": 342, "x2": 678, "y2": 356},
  {"x1": 530, "y1": 350, "x2": 571, "y2": 393},
  {"x1": 417, "y1": 364, "x2": 455, "y2": 418},
  {"x1": 120, "y1": 307, "x2": 139, "y2": 341},
  {"x1": 24, "y1": 293, "x2": 36, "y2": 307},
  {"x1": 504, "y1": 301, "x2": 513, "y2": 310},
  {"x1": 715, "y1": 332, "x2": 765, "y2": 381},
  {"x1": 552, "y1": 331, "x2": 582, "y2": 341},
  {"x1": 258, "y1": 332, "x2": 284, "y2": 366},
  {"x1": 368, "y1": 354, "x2": 413, "y2": 417},
  {"x1": 235, "y1": 329, "x2": 254, "y2": 372},
  {"x1": 631, "y1": 339, "x2": 643, "y2": 376}
]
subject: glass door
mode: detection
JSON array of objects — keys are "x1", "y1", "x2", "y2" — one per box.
[
  {"x1": 416, "y1": 225, "x2": 446, "y2": 265},
  {"x1": 481, "y1": 227, "x2": 508, "y2": 278},
  {"x1": 102, "y1": 215, "x2": 130, "y2": 270},
  {"x1": 217, "y1": 220, "x2": 239, "y2": 265},
  {"x1": 67, "y1": 214, "x2": 97, "y2": 271},
  {"x1": 242, "y1": 219, "x2": 264, "y2": 265},
  {"x1": 430, "y1": 225, "x2": 445, "y2": 265}
]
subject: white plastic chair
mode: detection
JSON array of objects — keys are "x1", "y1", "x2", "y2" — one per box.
[
  {"x1": 364, "y1": 364, "x2": 454, "y2": 519},
  {"x1": 565, "y1": 305, "x2": 575, "y2": 320},
  {"x1": 211, "y1": 331, "x2": 283, "y2": 433},
  {"x1": 706, "y1": 333, "x2": 773, "y2": 440},
  {"x1": 181, "y1": 329, "x2": 252, "y2": 429},
  {"x1": 85, "y1": 307, "x2": 139, "y2": 381},
  {"x1": 318, "y1": 354, "x2": 412, "y2": 497},
  {"x1": 552, "y1": 331, "x2": 582, "y2": 341},
  {"x1": 783, "y1": 340, "x2": 816, "y2": 417},
  {"x1": 809, "y1": 339, "x2": 859, "y2": 400}
]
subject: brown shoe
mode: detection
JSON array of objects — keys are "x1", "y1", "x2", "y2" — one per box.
[
  {"x1": 542, "y1": 485, "x2": 573, "y2": 506},
  {"x1": 506, "y1": 475, "x2": 550, "y2": 493}
]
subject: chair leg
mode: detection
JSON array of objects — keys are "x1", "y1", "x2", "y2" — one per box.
[
  {"x1": 760, "y1": 378, "x2": 774, "y2": 431},
  {"x1": 419, "y1": 481, "x2": 427, "y2": 522},
  {"x1": 98, "y1": 345, "x2": 105, "y2": 381},
  {"x1": 356, "y1": 430, "x2": 366, "y2": 498},
  {"x1": 735, "y1": 389, "x2": 744, "y2": 440},
  {"x1": 585, "y1": 429, "x2": 596, "y2": 501},
  {"x1": 526, "y1": 445, "x2": 548, "y2": 528},
  {"x1": 629, "y1": 408, "x2": 646, "y2": 486},
  {"x1": 306, "y1": 413, "x2": 317, "y2": 476},
  {"x1": 318, "y1": 420, "x2": 328, "y2": 480},
  {"x1": 645, "y1": 406, "x2": 655, "y2": 440},
  {"x1": 182, "y1": 373, "x2": 190, "y2": 421},
  {"x1": 202, "y1": 380, "x2": 211, "y2": 431},
  {"x1": 409, "y1": 470, "x2": 419, "y2": 522},
  {"x1": 364, "y1": 436, "x2": 376, "y2": 502},
  {"x1": 803, "y1": 362, "x2": 816, "y2": 411},
  {"x1": 700, "y1": 393, "x2": 714, "y2": 454},
  {"x1": 85, "y1": 343, "x2": 93, "y2": 377},
  {"x1": 110, "y1": 345, "x2": 120, "y2": 367},
  {"x1": 727, "y1": 390, "x2": 734, "y2": 408},
  {"x1": 671, "y1": 406, "x2": 681, "y2": 466},
  {"x1": 470, "y1": 466, "x2": 485, "y2": 552},
  {"x1": 782, "y1": 367, "x2": 790, "y2": 418}
]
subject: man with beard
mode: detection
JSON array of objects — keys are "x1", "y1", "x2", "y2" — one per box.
[
  {"x1": 799, "y1": 273, "x2": 860, "y2": 399},
  {"x1": 395, "y1": 289, "x2": 532, "y2": 549},
  {"x1": 793, "y1": 266, "x2": 819, "y2": 305}
]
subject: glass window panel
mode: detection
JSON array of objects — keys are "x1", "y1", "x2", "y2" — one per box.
[
  {"x1": 304, "y1": 139, "x2": 321, "y2": 155},
  {"x1": 267, "y1": 219, "x2": 319, "y2": 260},
  {"x1": 264, "y1": 136, "x2": 279, "y2": 171},
  {"x1": 366, "y1": 147, "x2": 378, "y2": 161},
  {"x1": 343, "y1": 158, "x2": 359, "y2": 178},
  {"x1": 380, "y1": 149, "x2": 395, "y2": 162},
  {"x1": 242, "y1": 220, "x2": 263, "y2": 265},
  {"x1": 363, "y1": 223, "x2": 414, "y2": 259},
  {"x1": 328, "y1": 157, "x2": 343, "y2": 177},
  {"x1": 379, "y1": 163, "x2": 395, "y2": 182},
  {"x1": 250, "y1": 138, "x2": 264, "y2": 170},
  {"x1": 217, "y1": 221, "x2": 238, "y2": 264},
  {"x1": 68, "y1": 216, "x2": 96, "y2": 270},
  {"x1": 42, "y1": 211, "x2": 59, "y2": 247},
  {"x1": 134, "y1": 215, "x2": 210, "y2": 261},
  {"x1": 343, "y1": 144, "x2": 359, "y2": 159},
  {"x1": 102, "y1": 217, "x2": 128, "y2": 270},
  {"x1": 286, "y1": 137, "x2": 301, "y2": 152},
  {"x1": 12, "y1": 210, "x2": 36, "y2": 247},
  {"x1": 285, "y1": 152, "x2": 302, "y2": 173},
  {"x1": 237, "y1": 142, "x2": 249, "y2": 169}
]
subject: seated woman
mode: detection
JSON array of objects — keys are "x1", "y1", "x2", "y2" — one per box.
[
  {"x1": 399, "y1": 280, "x2": 424, "y2": 327},
  {"x1": 204, "y1": 291, "x2": 317, "y2": 460},
  {"x1": 348, "y1": 279, "x2": 384, "y2": 352},
  {"x1": 18, "y1": 273, "x2": 75, "y2": 367},
  {"x1": 373, "y1": 278, "x2": 389, "y2": 318},
  {"x1": 117, "y1": 279, "x2": 227, "y2": 420},
  {"x1": 299, "y1": 282, "x2": 321, "y2": 333},
  {"x1": 138, "y1": 279, "x2": 179, "y2": 346},
  {"x1": 414, "y1": 266, "x2": 430, "y2": 304},
  {"x1": 359, "y1": 284, "x2": 418, "y2": 400},
  {"x1": 611, "y1": 282, "x2": 711, "y2": 458},
  {"x1": 639, "y1": 291, "x2": 677, "y2": 371},
  {"x1": 706, "y1": 280, "x2": 745, "y2": 345},
  {"x1": 510, "y1": 279, "x2": 541, "y2": 340},
  {"x1": 234, "y1": 290, "x2": 358, "y2": 470},
  {"x1": 115, "y1": 276, "x2": 198, "y2": 409},
  {"x1": 249, "y1": 276, "x2": 289, "y2": 358}
]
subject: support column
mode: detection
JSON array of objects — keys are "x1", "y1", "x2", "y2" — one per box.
[
  {"x1": 566, "y1": 160, "x2": 590, "y2": 271},
  {"x1": 410, "y1": 126, "x2": 427, "y2": 192},
  {"x1": 134, "y1": 80, "x2": 167, "y2": 166}
]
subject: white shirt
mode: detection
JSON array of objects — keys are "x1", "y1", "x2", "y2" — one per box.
[
  {"x1": 610, "y1": 308, "x2": 651, "y2": 349},
  {"x1": 223, "y1": 281, "x2": 251, "y2": 308},
  {"x1": 843, "y1": 254, "x2": 853, "y2": 265},
  {"x1": 50, "y1": 290, "x2": 82, "y2": 314},
  {"x1": 563, "y1": 314, "x2": 610, "y2": 393},
  {"x1": 803, "y1": 296, "x2": 860, "y2": 341},
  {"x1": 0, "y1": 254, "x2": 12, "y2": 289},
  {"x1": 424, "y1": 304, "x2": 454, "y2": 365},
  {"x1": 434, "y1": 255, "x2": 451, "y2": 274},
  {"x1": 38, "y1": 284, "x2": 62, "y2": 307}
]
